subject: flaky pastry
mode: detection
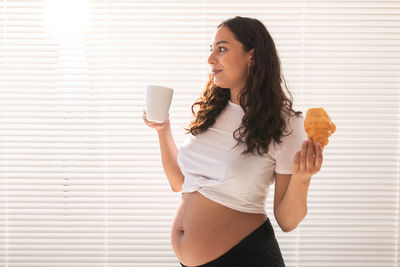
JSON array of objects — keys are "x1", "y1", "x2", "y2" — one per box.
[{"x1": 304, "y1": 107, "x2": 336, "y2": 151}]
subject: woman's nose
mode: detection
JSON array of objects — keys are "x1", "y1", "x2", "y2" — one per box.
[{"x1": 207, "y1": 51, "x2": 216, "y2": 65}]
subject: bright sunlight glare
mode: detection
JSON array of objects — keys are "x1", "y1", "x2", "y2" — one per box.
[{"x1": 44, "y1": 0, "x2": 89, "y2": 40}]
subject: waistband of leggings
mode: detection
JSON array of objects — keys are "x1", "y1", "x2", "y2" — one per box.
[{"x1": 237, "y1": 217, "x2": 275, "y2": 246}]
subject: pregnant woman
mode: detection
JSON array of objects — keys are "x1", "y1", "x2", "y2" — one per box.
[{"x1": 143, "y1": 16, "x2": 323, "y2": 267}]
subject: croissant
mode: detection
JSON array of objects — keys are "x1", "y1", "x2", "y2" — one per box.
[{"x1": 304, "y1": 107, "x2": 336, "y2": 151}]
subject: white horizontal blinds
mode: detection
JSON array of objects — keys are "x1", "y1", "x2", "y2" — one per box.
[
  {"x1": 0, "y1": 0, "x2": 4, "y2": 265},
  {"x1": 2, "y1": 0, "x2": 213, "y2": 266},
  {"x1": 2, "y1": 0, "x2": 109, "y2": 266},
  {"x1": 0, "y1": 0, "x2": 204, "y2": 266},
  {"x1": 1, "y1": 1, "x2": 399, "y2": 267},
  {"x1": 299, "y1": 1, "x2": 400, "y2": 266}
]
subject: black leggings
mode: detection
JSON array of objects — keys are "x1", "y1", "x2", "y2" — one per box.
[{"x1": 179, "y1": 217, "x2": 285, "y2": 267}]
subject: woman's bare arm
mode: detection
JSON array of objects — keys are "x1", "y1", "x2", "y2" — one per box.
[
  {"x1": 156, "y1": 126, "x2": 184, "y2": 192},
  {"x1": 142, "y1": 110, "x2": 184, "y2": 192}
]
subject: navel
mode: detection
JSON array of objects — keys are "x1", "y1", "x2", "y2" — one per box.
[{"x1": 178, "y1": 226, "x2": 185, "y2": 235}]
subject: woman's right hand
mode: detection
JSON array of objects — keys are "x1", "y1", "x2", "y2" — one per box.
[{"x1": 142, "y1": 109, "x2": 170, "y2": 133}]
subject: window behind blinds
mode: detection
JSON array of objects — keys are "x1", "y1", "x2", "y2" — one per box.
[{"x1": 1, "y1": 1, "x2": 399, "y2": 266}]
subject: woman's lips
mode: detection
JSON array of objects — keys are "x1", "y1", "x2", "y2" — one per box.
[{"x1": 211, "y1": 70, "x2": 222, "y2": 75}]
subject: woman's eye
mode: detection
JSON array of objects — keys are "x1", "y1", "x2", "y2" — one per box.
[{"x1": 209, "y1": 47, "x2": 226, "y2": 52}]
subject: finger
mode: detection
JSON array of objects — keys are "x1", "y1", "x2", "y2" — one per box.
[
  {"x1": 142, "y1": 113, "x2": 148, "y2": 121},
  {"x1": 300, "y1": 140, "x2": 308, "y2": 170},
  {"x1": 306, "y1": 138, "x2": 315, "y2": 171},
  {"x1": 315, "y1": 142, "x2": 324, "y2": 170},
  {"x1": 142, "y1": 110, "x2": 150, "y2": 121},
  {"x1": 143, "y1": 116, "x2": 154, "y2": 125}
]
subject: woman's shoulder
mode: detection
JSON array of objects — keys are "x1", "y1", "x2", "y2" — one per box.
[
  {"x1": 281, "y1": 110, "x2": 305, "y2": 133},
  {"x1": 269, "y1": 111, "x2": 305, "y2": 153}
]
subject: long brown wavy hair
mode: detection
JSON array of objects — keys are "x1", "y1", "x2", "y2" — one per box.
[{"x1": 184, "y1": 16, "x2": 303, "y2": 156}]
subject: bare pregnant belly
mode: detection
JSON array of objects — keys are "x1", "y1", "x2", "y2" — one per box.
[{"x1": 170, "y1": 191, "x2": 268, "y2": 267}]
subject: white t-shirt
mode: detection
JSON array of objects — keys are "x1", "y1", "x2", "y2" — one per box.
[{"x1": 177, "y1": 99, "x2": 307, "y2": 215}]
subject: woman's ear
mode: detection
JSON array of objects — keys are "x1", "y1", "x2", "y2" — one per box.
[{"x1": 249, "y1": 48, "x2": 255, "y2": 66}]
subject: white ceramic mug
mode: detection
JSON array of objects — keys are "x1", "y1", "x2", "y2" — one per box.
[{"x1": 145, "y1": 85, "x2": 174, "y2": 123}]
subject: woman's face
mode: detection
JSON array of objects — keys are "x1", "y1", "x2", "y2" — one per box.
[{"x1": 208, "y1": 26, "x2": 253, "y2": 91}]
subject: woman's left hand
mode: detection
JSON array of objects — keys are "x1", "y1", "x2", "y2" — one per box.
[{"x1": 292, "y1": 137, "x2": 324, "y2": 184}]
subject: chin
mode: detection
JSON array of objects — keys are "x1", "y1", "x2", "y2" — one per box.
[{"x1": 213, "y1": 79, "x2": 227, "y2": 88}]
